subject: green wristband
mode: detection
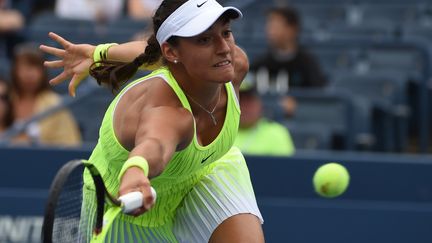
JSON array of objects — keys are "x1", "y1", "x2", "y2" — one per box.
[
  {"x1": 118, "y1": 156, "x2": 149, "y2": 181},
  {"x1": 93, "y1": 43, "x2": 118, "y2": 65}
]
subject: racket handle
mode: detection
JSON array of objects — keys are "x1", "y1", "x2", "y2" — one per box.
[{"x1": 119, "y1": 187, "x2": 157, "y2": 213}]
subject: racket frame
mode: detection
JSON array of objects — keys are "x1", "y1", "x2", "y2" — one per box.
[{"x1": 41, "y1": 160, "x2": 121, "y2": 243}]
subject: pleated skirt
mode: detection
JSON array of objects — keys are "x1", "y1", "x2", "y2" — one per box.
[{"x1": 82, "y1": 147, "x2": 263, "y2": 243}]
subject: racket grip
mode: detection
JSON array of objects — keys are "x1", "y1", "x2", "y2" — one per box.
[{"x1": 119, "y1": 187, "x2": 157, "y2": 213}]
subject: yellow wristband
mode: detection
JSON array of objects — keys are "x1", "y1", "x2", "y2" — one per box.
[
  {"x1": 93, "y1": 43, "x2": 118, "y2": 65},
  {"x1": 118, "y1": 156, "x2": 149, "y2": 181}
]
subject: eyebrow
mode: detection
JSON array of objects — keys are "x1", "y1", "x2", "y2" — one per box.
[{"x1": 203, "y1": 19, "x2": 231, "y2": 34}]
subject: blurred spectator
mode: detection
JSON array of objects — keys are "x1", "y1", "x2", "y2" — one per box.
[
  {"x1": 0, "y1": 1, "x2": 24, "y2": 31},
  {"x1": 55, "y1": 0, "x2": 123, "y2": 22},
  {"x1": 10, "y1": 43, "x2": 82, "y2": 147},
  {"x1": 31, "y1": 0, "x2": 56, "y2": 17},
  {"x1": 0, "y1": 76, "x2": 14, "y2": 133},
  {"x1": 234, "y1": 82, "x2": 295, "y2": 156},
  {"x1": 128, "y1": 0, "x2": 162, "y2": 20},
  {"x1": 250, "y1": 6, "x2": 327, "y2": 89},
  {"x1": 0, "y1": 0, "x2": 26, "y2": 59}
]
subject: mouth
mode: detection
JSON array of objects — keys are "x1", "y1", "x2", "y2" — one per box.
[{"x1": 213, "y1": 60, "x2": 232, "y2": 67}]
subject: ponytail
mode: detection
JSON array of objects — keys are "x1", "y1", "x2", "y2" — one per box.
[
  {"x1": 89, "y1": 0, "x2": 187, "y2": 91},
  {"x1": 89, "y1": 34, "x2": 162, "y2": 92}
]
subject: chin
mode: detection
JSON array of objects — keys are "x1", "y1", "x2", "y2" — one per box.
[
  {"x1": 216, "y1": 75, "x2": 235, "y2": 83},
  {"x1": 215, "y1": 69, "x2": 235, "y2": 82}
]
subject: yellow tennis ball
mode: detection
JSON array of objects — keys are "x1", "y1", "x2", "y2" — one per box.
[{"x1": 313, "y1": 163, "x2": 350, "y2": 198}]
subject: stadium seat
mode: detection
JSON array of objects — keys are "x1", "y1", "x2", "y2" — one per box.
[
  {"x1": 67, "y1": 81, "x2": 114, "y2": 143},
  {"x1": 268, "y1": 89, "x2": 356, "y2": 150},
  {"x1": 323, "y1": 22, "x2": 397, "y2": 42},
  {"x1": 329, "y1": 70, "x2": 410, "y2": 151},
  {"x1": 27, "y1": 13, "x2": 98, "y2": 45},
  {"x1": 402, "y1": 24, "x2": 432, "y2": 45},
  {"x1": 365, "y1": 46, "x2": 425, "y2": 79},
  {"x1": 28, "y1": 13, "x2": 151, "y2": 46},
  {"x1": 295, "y1": 3, "x2": 347, "y2": 29},
  {"x1": 285, "y1": 124, "x2": 333, "y2": 150}
]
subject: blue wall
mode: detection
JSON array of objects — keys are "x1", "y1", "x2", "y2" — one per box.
[{"x1": 0, "y1": 147, "x2": 431, "y2": 242}]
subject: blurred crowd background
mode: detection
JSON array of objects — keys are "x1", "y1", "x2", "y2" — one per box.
[{"x1": 1, "y1": 0, "x2": 431, "y2": 155}]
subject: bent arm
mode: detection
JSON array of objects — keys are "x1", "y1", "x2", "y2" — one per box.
[{"x1": 232, "y1": 45, "x2": 249, "y2": 93}]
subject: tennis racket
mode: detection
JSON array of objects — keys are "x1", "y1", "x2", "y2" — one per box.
[{"x1": 41, "y1": 159, "x2": 156, "y2": 243}]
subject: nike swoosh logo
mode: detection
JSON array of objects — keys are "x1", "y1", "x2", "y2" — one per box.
[
  {"x1": 197, "y1": 0, "x2": 208, "y2": 7},
  {"x1": 201, "y1": 151, "x2": 215, "y2": 163}
]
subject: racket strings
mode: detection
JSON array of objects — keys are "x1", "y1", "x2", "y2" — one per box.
[{"x1": 51, "y1": 167, "x2": 96, "y2": 242}]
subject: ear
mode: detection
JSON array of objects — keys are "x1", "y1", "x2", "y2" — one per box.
[{"x1": 160, "y1": 42, "x2": 180, "y2": 64}]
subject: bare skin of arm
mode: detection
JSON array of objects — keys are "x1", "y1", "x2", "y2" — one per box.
[
  {"x1": 231, "y1": 45, "x2": 249, "y2": 94},
  {"x1": 39, "y1": 33, "x2": 248, "y2": 216},
  {"x1": 40, "y1": 33, "x2": 149, "y2": 96},
  {"x1": 118, "y1": 106, "x2": 193, "y2": 215},
  {"x1": 40, "y1": 32, "x2": 247, "y2": 97},
  {"x1": 112, "y1": 77, "x2": 194, "y2": 215}
]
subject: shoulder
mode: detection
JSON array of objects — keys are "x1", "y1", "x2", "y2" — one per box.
[
  {"x1": 137, "y1": 105, "x2": 194, "y2": 150},
  {"x1": 232, "y1": 45, "x2": 249, "y2": 91},
  {"x1": 259, "y1": 119, "x2": 289, "y2": 134},
  {"x1": 120, "y1": 74, "x2": 183, "y2": 109},
  {"x1": 114, "y1": 75, "x2": 193, "y2": 150},
  {"x1": 297, "y1": 46, "x2": 318, "y2": 62},
  {"x1": 36, "y1": 90, "x2": 61, "y2": 108}
]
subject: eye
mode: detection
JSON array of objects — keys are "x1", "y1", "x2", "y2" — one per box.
[
  {"x1": 222, "y1": 30, "x2": 232, "y2": 38},
  {"x1": 197, "y1": 36, "x2": 212, "y2": 45}
]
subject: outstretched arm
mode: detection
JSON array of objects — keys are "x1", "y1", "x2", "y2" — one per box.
[
  {"x1": 104, "y1": 40, "x2": 147, "y2": 62},
  {"x1": 40, "y1": 32, "x2": 248, "y2": 96},
  {"x1": 118, "y1": 106, "x2": 193, "y2": 215},
  {"x1": 40, "y1": 32, "x2": 149, "y2": 96}
]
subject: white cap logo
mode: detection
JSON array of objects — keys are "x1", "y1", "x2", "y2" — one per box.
[{"x1": 156, "y1": 0, "x2": 242, "y2": 45}]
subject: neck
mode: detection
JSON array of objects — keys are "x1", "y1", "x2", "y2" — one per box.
[
  {"x1": 276, "y1": 40, "x2": 297, "y2": 54},
  {"x1": 240, "y1": 119, "x2": 260, "y2": 129},
  {"x1": 170, "y1": 65, "x2": 223, "y2": 108},
  {"x1": 17, "y1": 91, "x2": 38, "y2": 100}
]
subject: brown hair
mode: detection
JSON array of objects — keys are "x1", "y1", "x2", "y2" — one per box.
[
  {"x1": 0, "y1": 77, "x2": 14, "y2": 129},
  {"x1": 268, "y1": 6, "x2": 301, "y2": 28},
  {"x1": 11, "y1": 44, "x2": 50, "y2": 96},
  {"x1": 89, "y1": 0, "x2": 186, "y2": 91}
]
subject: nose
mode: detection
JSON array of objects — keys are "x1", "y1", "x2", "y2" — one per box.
[{"x1": 215, "y1": 36, "x2": 230, "y2": 55}]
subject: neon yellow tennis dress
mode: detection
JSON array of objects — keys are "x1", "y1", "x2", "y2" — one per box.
[{"x1": 82, "y1": 67, "x2": 263, "y2": 242}]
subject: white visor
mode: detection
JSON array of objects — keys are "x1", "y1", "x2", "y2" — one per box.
[{"x1": 156, "y1": 0, "x2": 242, "y2": 45}]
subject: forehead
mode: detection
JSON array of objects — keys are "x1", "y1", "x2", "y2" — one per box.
[
  {"x1": 268, "y1": 13, "x2": 286, "y2": 23},
  {"x1": 201, "y1": 17, "x2": 231, "y2": 33}
]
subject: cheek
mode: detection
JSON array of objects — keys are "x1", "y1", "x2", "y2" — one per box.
[
  {"x1": 19, "y1": 68, "x2": 43, "y2": 86},
  {"x1": 28, "y1": 68, "x2": 43, "y2": 81},
  {"x1": 183, "y1": 50, "x2": 210, "y2": 66},
  {"x1": 181, "y1": 51, "x2": 213, "y2": 76}
]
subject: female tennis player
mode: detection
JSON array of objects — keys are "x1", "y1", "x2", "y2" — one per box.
[{"x1": 41, "y1": 0, "x2": 264, "y2": 242}]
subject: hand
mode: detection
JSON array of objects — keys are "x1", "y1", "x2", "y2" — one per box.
[
  {"x1": 40, "y1": 32, "x2": 96, "y2": 97},
  {"x1": 118, "y1": 167, "x2": 156, "y2": 216},
  {"x1": 280, "y1": 96, "x2": 297, "y2": 117}
]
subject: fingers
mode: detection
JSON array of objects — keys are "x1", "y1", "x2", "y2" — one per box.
[
  {"x1": 40, "y1": 45, "x2": 65, "y2": 58},
  {"x1": 129, "y1": 187, "x2": 156, "y2": 217},
  {"x1": 44, "y1": 60, "x2": 64, "y2": 68},
  {"x1": 68, "y1": 74, "x2": 85, "y2": 97},
  {"x1": 48, "y1": 32, "x2": 72, "y2": 49},
  {"x1": 142, "y1": 186, "x2": 156, "y2": 210},
  {"x1": 49, "y1": 71, "x2": 70, "y2": 86}
]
